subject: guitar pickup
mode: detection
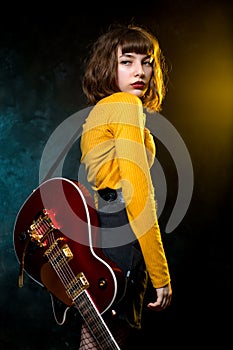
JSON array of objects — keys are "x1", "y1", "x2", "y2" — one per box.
[
  {"x1": 66, "y1": 272, "x2": 90, "y2": 300},
  {"x1": 44, "y1": 239, "x2": 73, "y2": 265},
  {"x1": 61, "y1": 244, "x2": 73, "y2": 261}
]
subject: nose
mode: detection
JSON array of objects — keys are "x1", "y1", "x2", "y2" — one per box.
[{"x1": 134, "y1": 63, "x2": 145, "y2": 77}]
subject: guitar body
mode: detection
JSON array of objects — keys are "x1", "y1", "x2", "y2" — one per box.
[{"x1": 13, "y1": 177, "x2": 124, "y2": 326}]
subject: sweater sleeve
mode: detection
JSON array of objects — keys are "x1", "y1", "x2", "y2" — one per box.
[
  {"x1": 144, "y1": 127, "x2": 155, "y2": 168},
  {"x1": 102, "y1": 92, "x2": 170, "y2": 288}
]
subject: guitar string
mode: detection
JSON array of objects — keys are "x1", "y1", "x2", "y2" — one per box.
[
  {"x1": 78, "y1": 292, "x2": 110, "y2": 349},
  {"x1": 46, "y1": 232, "x2": 119, "y2": 350},
  {"x1": 46, "y1": 233, "x2": 116, "y2": 348},
  {"x1": 47, "y1": 232, "x2": 75, "y2": 293},
  {"x1": 35, "y1": 201, "x2": 82, "y2": 294},
  {"x1": 79, "y1": 290, "x2": 118, "y2": 349},
  {"x1": 77, "y1": 291, "x2": 120, "y2": 350}
]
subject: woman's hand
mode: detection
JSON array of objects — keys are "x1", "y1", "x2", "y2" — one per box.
[{"x1": 147, "y1": 283, "x2": 172, "y2": 311}]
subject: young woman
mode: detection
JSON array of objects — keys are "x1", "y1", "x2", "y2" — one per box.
[{"x1": 79, "y1": 23, "x2": 172, "y2": 349}]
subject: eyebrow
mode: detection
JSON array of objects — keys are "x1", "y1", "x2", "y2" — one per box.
[{"x1": 119, "y1": 53, "x2": 151, "y2": 59}]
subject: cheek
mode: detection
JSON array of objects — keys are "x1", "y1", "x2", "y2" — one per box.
[
  {"x1": 117, "y1": 69, "x2": 126, "y2": 89},
  {"x1": 145, "y1": 68, "x2": 153, "y2": 81}
]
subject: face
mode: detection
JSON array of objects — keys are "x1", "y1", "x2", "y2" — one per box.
[{"x1": 117, "y1": 47, "x2": 153, "y2": 98}]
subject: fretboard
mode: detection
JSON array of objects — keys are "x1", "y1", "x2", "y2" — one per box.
[
  {"x1": 75, "y1": 290, "x2": 120, "y2": 350},
  {"x1": 45, "y1": 235, "x2": 120, "y2": 349}
]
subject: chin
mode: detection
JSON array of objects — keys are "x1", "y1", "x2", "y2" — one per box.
[{"x1": 129, "y1": 90, "x2": 144, "y2": 98}]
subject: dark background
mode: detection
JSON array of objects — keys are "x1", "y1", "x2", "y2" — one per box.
[{"x1": 1, "y1": 1, "x2": 232, "y2": 348}]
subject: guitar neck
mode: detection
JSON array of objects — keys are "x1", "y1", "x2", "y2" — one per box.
[
  {"x1": 44, "y1": 235, "x2": 120, "y2": 349},
  {"x1": 75, "y1": 290, "x2": 120, "y2": 350}
]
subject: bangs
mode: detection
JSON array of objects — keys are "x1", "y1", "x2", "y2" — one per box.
[{"x1": 119, "y1": 29, "x2": 155, "y2": 56}]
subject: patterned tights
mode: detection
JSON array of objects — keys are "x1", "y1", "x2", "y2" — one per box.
[{"x1": 79, "y1": 319, "x2": 132, "y2": 350}]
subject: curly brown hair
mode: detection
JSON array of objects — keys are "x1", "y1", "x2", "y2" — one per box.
[{"x1": 82, "y1": 23, "x2": 168, "y2": 112}]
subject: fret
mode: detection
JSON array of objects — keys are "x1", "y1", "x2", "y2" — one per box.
[
  {"x1": 75, "y1": 291, "x2": 120, "y2": 350},
  {"x1": 45, "y1": 238, "x2": 120, "y2": 349}
]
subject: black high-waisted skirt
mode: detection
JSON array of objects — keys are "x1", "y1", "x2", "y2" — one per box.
[{"x1": 97, "y1": 189, "x2": 148, "y2": 329}]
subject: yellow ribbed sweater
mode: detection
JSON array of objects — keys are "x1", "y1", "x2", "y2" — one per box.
[{"x1": 81, "y1": 92, "x2": 170, "y2": 288}]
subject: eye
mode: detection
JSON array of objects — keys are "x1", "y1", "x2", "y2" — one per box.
[
  {"x1": 143, "y1": 60, "x2": 153, "y2": 67},
  {"x1": 120, "y1": 60, "x2": 132, "y2": 65}
]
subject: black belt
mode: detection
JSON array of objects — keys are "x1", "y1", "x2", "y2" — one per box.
[{"x1": 98, "y1": 187, "x2": 118, "y2": 202}]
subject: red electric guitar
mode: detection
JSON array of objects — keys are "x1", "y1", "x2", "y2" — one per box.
[{"x1": 13, "y1": 177, "x2": 124, "y2": 350}]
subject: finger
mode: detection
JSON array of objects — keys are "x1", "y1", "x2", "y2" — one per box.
[{"x1": 147, "y1": 301, "x2": 163, "y2": 311}]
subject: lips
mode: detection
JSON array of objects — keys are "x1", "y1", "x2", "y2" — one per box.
[{"x1": 131, "y1": 82, "x2": 145, "y2": 89}]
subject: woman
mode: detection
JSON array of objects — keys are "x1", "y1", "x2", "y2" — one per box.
[{"x1": 79, "y1": 23, "x2": 172, "y2": 349}]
